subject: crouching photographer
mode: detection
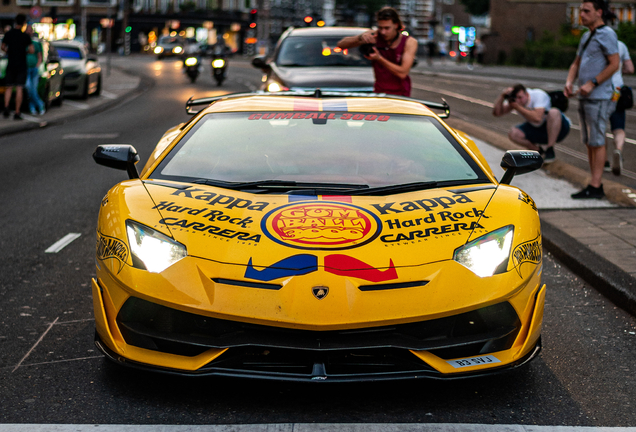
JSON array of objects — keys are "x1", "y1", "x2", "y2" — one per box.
[{"x1": 493, "y1": 84, "x2": 571, "y2": 164}]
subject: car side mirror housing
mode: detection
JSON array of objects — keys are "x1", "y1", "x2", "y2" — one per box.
[
  {"x1": 499, "y1": 150, "x2": 543, "y2": 185},
  {"x1": 252, "y1": 56, "x2": 270, "y2": 71},
  {"x1": 93, "y1": 145, "x2": 140, "y2": 179}
]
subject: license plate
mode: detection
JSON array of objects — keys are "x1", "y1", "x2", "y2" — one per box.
[{"x1": 447, "y1": 355, "x2": 501, "y2": 368}]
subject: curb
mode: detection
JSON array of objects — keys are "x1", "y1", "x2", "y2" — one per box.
[
  {"x1": 447, "y1": 116, "x2": 636, "y2": 317},
  {"x1": 0, "y1": 66, "x2": 154, "y2": 138}
]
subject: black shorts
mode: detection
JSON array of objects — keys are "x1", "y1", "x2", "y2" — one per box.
[{"x1": 4, "y1": 67, "x2": 27, "y2": 86}]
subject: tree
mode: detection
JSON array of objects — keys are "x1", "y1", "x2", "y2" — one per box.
[{"x1": 459, "y1": 0, "x2": 489, "y2": 17}]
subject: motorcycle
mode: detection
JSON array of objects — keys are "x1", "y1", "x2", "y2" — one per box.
[
  {"x1": 183, "y1": 56, "x2": 200, "y2": 83},
  {"x1": 211, "y1": 55, "x2": 228, "y2": 86}
]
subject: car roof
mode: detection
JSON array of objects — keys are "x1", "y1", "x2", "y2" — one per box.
[
  {"x1": 286, "y1": 27, "x2": 367, "y2": 38},
  {"x1": 196, "y1": 94, "x2": 440, "y2": 117}
]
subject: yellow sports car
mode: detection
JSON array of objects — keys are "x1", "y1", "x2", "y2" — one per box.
[{"x1": 92, "y1": 92, "x2": 545, "y2": 381}]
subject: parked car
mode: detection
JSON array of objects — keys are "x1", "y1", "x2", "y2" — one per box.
[
  {"x1": 52, "y1": 40, "x2": 102, "y2": 99},
  {"x1": 252, "y1": 27, "x2": 374, "y2": 92},
  {"x1": 91, "y1": 91, "x2": 545, "y2": 381},
  {"x1": 0, "y1": 38, "x2": 65, "y2": 110}
]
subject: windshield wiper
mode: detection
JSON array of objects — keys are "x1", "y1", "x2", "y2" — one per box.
[
  {"x1": 191, "y1": 179, "x2": 369, "y2": 191},
  {"x1": 347, "y1": 181, "x2": 440, "y2": 196}
]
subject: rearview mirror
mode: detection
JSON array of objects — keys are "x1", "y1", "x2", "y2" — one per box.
[
  {"x1": 499, "y1": 150, "x2": 543, "y2": 185},
  {"x1": 252, "y1": 56, "x2": 270, "y2": 71},
  {"x1": 93, "y1": 145, "x2": 140, "y2": 179}
]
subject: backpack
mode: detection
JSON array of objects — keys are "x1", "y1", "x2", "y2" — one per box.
[
  {"x1": 617, "y1": 86, "x2": 633, "y2": 111},
  {"x1": 548, "y1": 90, "x2": 569, "y2": 112}
]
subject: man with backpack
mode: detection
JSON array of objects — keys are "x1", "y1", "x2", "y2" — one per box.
[{"x1": 493, "y1": 84, "x2": 571, "y2": 164}]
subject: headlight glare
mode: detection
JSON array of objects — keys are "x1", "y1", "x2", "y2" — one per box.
[
  {"x1": 453, "y1": 225, "x2": 514, "y2": 277},
  {"x1": 212, "y1": 59, "x2": 226, "y2": 68},
  {"x1": 154, "y1": 47, "x2": 164, "y2": 54},
  {"x1": 126, "y1": 220, "x2": 187, "y2": 273},
  {"x1": 184, "y1": 57, "x2": 198, "y2": 66}
]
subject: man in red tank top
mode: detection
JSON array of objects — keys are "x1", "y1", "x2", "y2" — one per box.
[{"x1": 337, "y1": 7, "x2": 418, "y2": 97}]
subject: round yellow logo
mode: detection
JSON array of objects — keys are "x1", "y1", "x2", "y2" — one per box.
[{"x1": 261, "y1": 201, "x2": 381, "y2": 250}]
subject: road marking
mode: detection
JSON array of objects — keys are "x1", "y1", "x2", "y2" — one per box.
[
  {"x1": 100, "y1": 91, "x2": 117, "y2": 99},
  {"x1": 45, "y1": 233, "x2": 81, "y2": 253},
  {"x1": 12, "y1": 317, "x2": 59, "y2": 372},
  {"x1": 63, "y1": 133, "x2": 119, "y2": 139},
  {"x1": 16, "y1": 355, "x2": 103, "y2": 368},
  {"x1": 413, "y1": 83, "x2": 636, "y2": 147},
  {"x1": 0, "y1": 424, "x2": 634, "y2": 432},
  {"x1": 63, "y1": 100, "x2": 90, "y2": 109}
]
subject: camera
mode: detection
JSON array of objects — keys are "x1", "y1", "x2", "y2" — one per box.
[
  {"x1": 505, "y1": 92, "x2": 517, "y2": 102},
  {"x1": 359, "y1": 43, "x2": 375, "y2": 57}
]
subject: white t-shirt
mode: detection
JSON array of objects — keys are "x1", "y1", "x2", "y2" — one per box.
[
  {"x1": 522, "y1": 88, "x2": 551, "y2": 127},
  {"x1": 611, "y1": 41, "x2": 631, "y2": 89}
]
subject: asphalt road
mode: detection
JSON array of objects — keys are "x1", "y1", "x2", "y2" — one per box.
[{"x1": 1, "y1": 56, "x2": 636, "y2": 426}]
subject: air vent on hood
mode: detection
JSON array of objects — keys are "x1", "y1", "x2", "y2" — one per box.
[
  {"x1": 212, "y1": 278, "x2": 283, "y2": 290},
  {"x1": 358, "y1": 280, "x2": 428, "y2": 292}
]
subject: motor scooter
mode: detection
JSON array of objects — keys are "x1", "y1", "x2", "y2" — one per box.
[
  {"x1": 184, "y1": 56, "x2": 200, "y2": 83},
  {"x1": 211, "y1": 54, "x2": 228, "y2": 86}
]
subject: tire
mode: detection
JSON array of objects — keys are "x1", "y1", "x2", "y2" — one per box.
[
  {"x1": 80, "y1": 78, "x2": 89, "y2": 100},
  {"x1": 94, "y1": 76, "x2": 102, "y2": 96}
]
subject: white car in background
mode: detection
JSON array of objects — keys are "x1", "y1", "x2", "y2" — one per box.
[{"x1": 52, "y1": 40, "x2": 102, "y2": 99}]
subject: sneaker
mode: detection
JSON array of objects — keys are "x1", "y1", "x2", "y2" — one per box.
[
  {"x1": 3, "y1": 109, "x2": 10, "y2": 118},
  {"x1": 543, "y1": 146, "x2": 556, "y2": 164},
  {"x1": 604, "y1": 160, "x2": 611, "y2": 172},
  {"x1": 612, "y1": 149, "x2": 623, "y2": 176},
  {"x1": 13, "y1": 113, "x2": 22, "y2": 120},
  {"x1": 38, "y1": 109, "x2": 46, "y2": 116},
  {"x1": 571, "y1": 184, "x2": 605, "y2": 199}
]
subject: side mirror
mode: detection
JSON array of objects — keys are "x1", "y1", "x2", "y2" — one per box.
[
  {"x1": 252, "y1": 56, "x2": 270, "y2": 71},
  {"x1": 499, "y1": 150, "x2": 543, "y2": 185},
  {"x1": 93, "y1": 145, "x2": 140, "y2": 179}
]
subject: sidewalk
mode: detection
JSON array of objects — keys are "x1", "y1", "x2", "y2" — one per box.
[
  {"x1": 1, "y1": 56, "x2": 635, "y2": 317},
  {"x1": 0, "y1": 56, "x2": 147, "y2": 137}
]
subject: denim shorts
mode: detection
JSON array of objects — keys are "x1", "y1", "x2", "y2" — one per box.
[
  {"x1": 516, "y1": 112, "x2": 571, "y2": 145},
  {"x1": 578, "y1": 99, "x2": 616, "y2": 147},
  {"x1": 610, "y1": 108, "x2": 626, "y2": 131}
]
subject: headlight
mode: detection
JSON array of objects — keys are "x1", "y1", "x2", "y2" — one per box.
[
  {"x1": 154, "y1": 47, "x2": 164, "y2": 54},
  {"x1": 126, "y1": 220, "x2": 187, "y2": 273},
  {"x1": 453, "y1": 225, "x2": 514, "y2": 277},
  {"x1": 212, "y1": 58, "x2": 225, "y2": 68},
  {"x1": 173, "y1": 46, "x2": 183, "y2": 54},
  {"x1": 267, "y1": 82, "x2": 288, "y2": 92},
  {"x1": 184, "y1": 57, "x2": 198, "y2": 66}
]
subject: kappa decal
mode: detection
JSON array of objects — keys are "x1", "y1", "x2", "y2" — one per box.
[
  {"x1": 371, "y1": 193, "x2": 474, "y2": 215},
  {"x1": 96, "y1": 232, "x2": 129, "y2": 273},
  {"x1": 261, "y1": 202, "x2": 381, "y2": 250},
  {"x1": 170, "y1": 189, "x2": 269, "y2": 212},
  {"x1": 512, "y1": 234, "x2": 542, "y2": 277},
  {"x1": 244, "y1": 254, "x2": 318, "y2": 281}
]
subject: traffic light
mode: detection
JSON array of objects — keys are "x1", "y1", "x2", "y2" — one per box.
[{"x1": 249, "y1": 9, "x2": 257, "y2": 29}]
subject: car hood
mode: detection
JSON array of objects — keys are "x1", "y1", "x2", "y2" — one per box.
[
  {"x1": 60, "y1": 59, "x2": 84, "y2": 72},
  {"x1": 134, "y1": 181, "x2": 504, "y2": 274},
  {"x1": 272, "y1": 65, "x2": 374, "y2": 90}
]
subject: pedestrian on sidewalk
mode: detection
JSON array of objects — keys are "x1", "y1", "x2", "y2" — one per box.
[
  {"x1": 492, "y1": 84, "x2": 571, "y2": 163},
  {"x1": 337, "y1": 7, "x2": 417, "y2": 97},
  {"x1": 1, "y1": 14, "x2": 33, "y2": 120},
  {"x1": 605, "y1": 39, "x2": 633, "y2": 176},
  {"x1": 25, "y1": 24, "x2": 46, "y2": 116},
  {"x1": 564, "y1": 0, "x2": 620, "y2": 199}
]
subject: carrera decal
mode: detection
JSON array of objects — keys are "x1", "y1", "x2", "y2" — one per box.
[
  {"x1": 447, "y1": 355, "x2": 501, "y2": 368},
  {"x1": 96, "y1": 232, "x2": 129, "y2": 274},
  {"x1": 371, "y1": 193, "x2": 474, "y2": 215},
  {"x1": 169, "y1": 189, "x2": 269, "y2": 212},
  {"x1": 512, "y1": 234, "x2": 542, "y2": 278},
  {"x1": 244, "y1": 254, "x2": 318, "y2": 281},
  {"x1": 153, "y1": 201, "x2": 254, "y2": 228},
  {"x1": 518, "y1": 191, "x2": 537, "y2": 211},
  {"x1": 325, "y1": 254, "x2": 398, "y2": 282},
  {"x1": 261, "y1": 201, "x2": 382, "y2": 250},
  {"x1": 159, "y1": 218, "x2": 261, "y2": 243},
  {"x1": 381, "y1": 221, "x2": 483, "y2": 243}
]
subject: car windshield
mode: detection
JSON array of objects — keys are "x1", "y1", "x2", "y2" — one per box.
[
  {"x1": 56, "y1": 47, "x2": 82, "y2": 59},
  {"x1": 277, "y1": 36, "x2": 371, "y2": 67},
  {"x1": 152, "y1": 111, "x2": 488, "y2": 192},
  {"x1": 159, "y1": 37, "x2": 182, "y2": 45}
]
